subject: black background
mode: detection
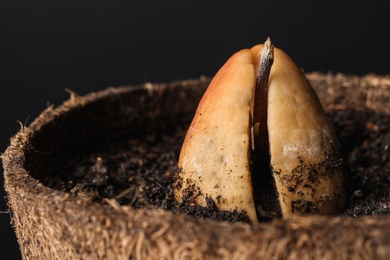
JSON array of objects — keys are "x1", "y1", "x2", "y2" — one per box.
[{"x1": 1, "y1": 1, "x2": 389, "y2": 258}]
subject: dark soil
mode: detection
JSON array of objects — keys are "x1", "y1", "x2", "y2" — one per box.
[{"x1": 40, "y1": 102, "x2": 390, "y2": 223}]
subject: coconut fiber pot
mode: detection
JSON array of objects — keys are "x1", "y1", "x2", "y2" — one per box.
[{"x1": 3, "y1": 73, "x2": 390, "y2": 259}]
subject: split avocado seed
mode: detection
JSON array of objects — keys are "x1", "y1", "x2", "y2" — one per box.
[{"x1": 174, "y1": 38, "x2": 348, "y2": 223}]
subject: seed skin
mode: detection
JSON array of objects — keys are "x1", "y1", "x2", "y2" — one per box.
[{"x1": 175, "y1": 40, "x2": 348, "y2": 222}]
